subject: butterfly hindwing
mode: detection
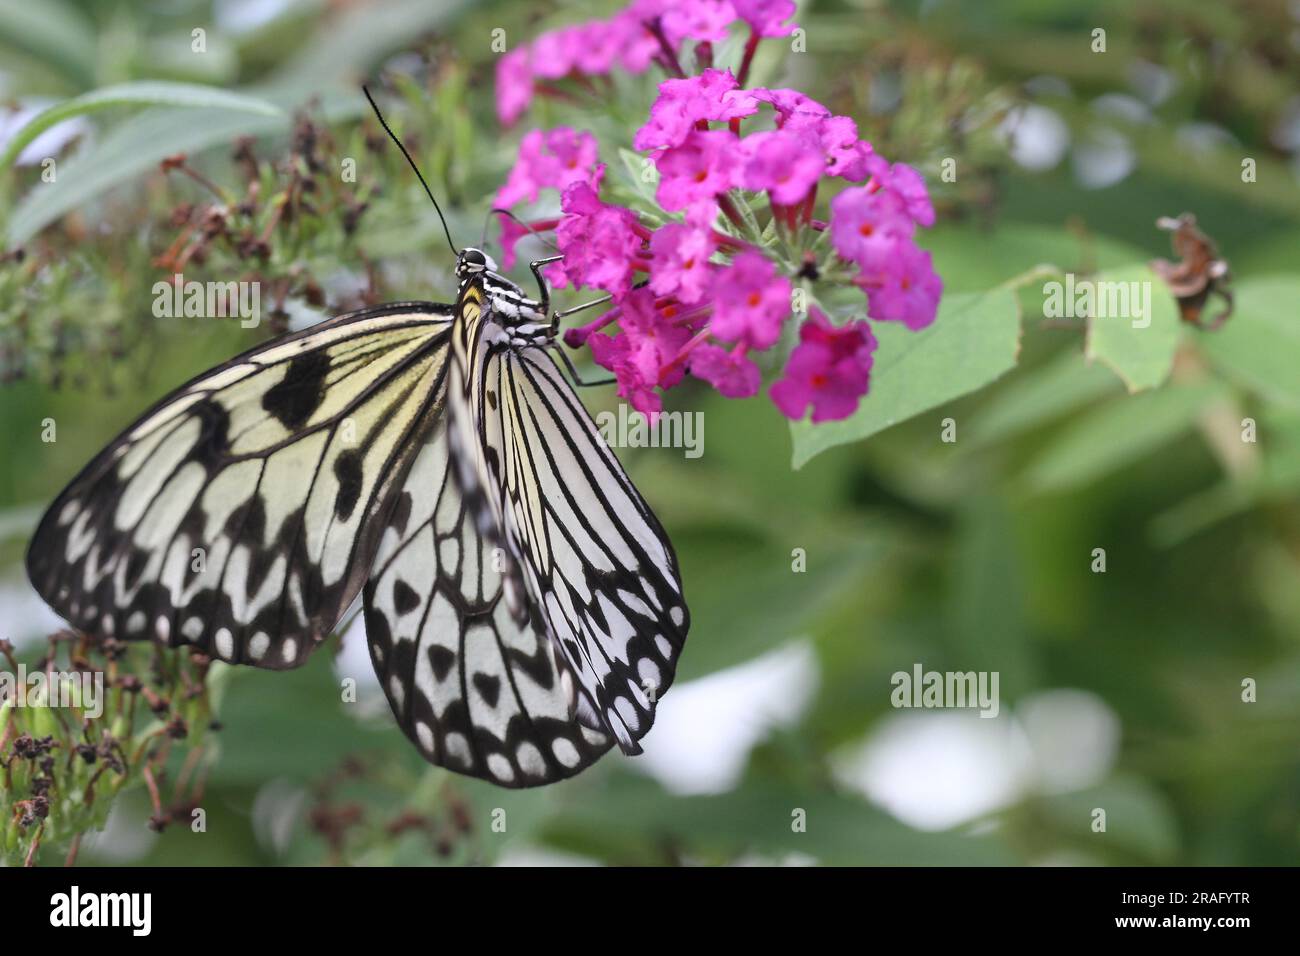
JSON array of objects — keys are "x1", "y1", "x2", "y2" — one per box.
[
  {"x1": 26, "y1": 302, "x2": 454, "y2": 669},
  {"x1": 447, "y1": 280, "x2": 690, "y2": 754},
  {"x1": 363, "y1": 423, "x2": 613, "y2": 786}
]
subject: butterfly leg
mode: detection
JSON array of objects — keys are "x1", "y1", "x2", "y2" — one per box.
[
  {"x1": 528, "y1": 256, "x2": 564, "y2": 316},
  {"x1": 529, "y1": 256, "x2": 616, "y2": 386},
  {"x1": 529, "y1": 256, "x2": 614, "y2": 331},
  {"x1": 551, "y1": 293, "x2": 613, "y2": 325},
  {"x1": 548, "y1": 342, "x2": 616, "y2": 388}
]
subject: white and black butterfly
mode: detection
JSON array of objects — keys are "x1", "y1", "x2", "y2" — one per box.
[{"x1": 24, "y1": 93, "x2": 688, "y2": 787}]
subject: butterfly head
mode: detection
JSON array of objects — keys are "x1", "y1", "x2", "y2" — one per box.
[{"x1": 456, "y1": 247, "x2": 499, "y2": 279}]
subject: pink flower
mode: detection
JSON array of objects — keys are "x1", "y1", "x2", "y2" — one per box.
[
  {"x1": 491, "y1": 10, "x2": 947, "y2": 421},
  {"x1": 683, "y1": 199, "x2": 722, "y2": 230},
  {"x1": 733, "y1": 0, "x2": 797, "y2": 37},
  {"x1": 830, "y1": 185, "x2": 915, "y2": 269},
  {"x1": 570, "y1": 19, "x2": 628, "y2": 75},
  {"x1": 496, "y1": 215, "x2": 559, "y2": 270},
  {"x1": 619, "y1": 289, "x2": 691, "y2": 389},
  {"x1": 589, "y1": 333, "x2": 663, "y2": 416},
  {"x1": 495, "y1": 48, "x2": 533, "y2": 125},
  {"x1": 752, "y1": 88, "x2": 830, "y2": 131},
  {"x1": 874, "y1": 161, "x2": 936, "y2": 228},
  {"x1": 634, "y1": 69, "x2": 759, "y2": 151},
  {"x1": 660, "y1": 0, "x2": 737, "y2": 46},
  {"x1": 655, "y1": 128, "x2": 742, "y2": 213},
  {"x1": 708, "y1": 251, "x2": 791, "y2": 349},
  {"x1": 498, "y1": 215, "x2": 531, "y2": 270},
  {"x1": 496, "y1": 127, "x2": 601, "y2": 208},
  {"x1": 588, "y1": 287, "x2": 691, "y2": 415},
  {"x1": 609, "y1": 10, "x2": 663, "y2": 73},
  {"x1": 531, "y1": 26, "x2": 584, "y2": 80},
  {"x1": 752, "y1": 100, "x2": 877, "y2": 182},
  {"x1": 493, "y1": 11, "x2": 667, "y2": 124},
  {"x1": 741, "y1": 129, "x2": 825, "y2": 206},
  {"x1": 858, "y1": 244, "x2": 943, "y2": 330},
  {"x1": 770, "y1": 309, "x2": 877, "y2": 422},
  {"x1": 690, "y1": 343, "x2": 761, "y2": 397},
  {"x1": 548, "y1": 178, "x2": 646, "y2": 297},
  {"x1": 649, "y1": 224, "x2": 716, "y2": 304},
  {"x1": 814, "y1": 115, "x2": 875, "y2": 181}
]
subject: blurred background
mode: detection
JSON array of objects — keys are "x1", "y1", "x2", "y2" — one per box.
[{"x1": 1, "y1": 0, "x2": 1298, "y2": 865}]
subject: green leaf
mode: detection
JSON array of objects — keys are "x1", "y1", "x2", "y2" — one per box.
[
  {"x1": 790, "y1": 284, "x2": 1023, "y2": 468},
  {"x1": 0, "y1": 81, "x2": 282, "y2": 172},
  {"x1": 615, "y1": 147, "x2": 659, "y2": 206},
  {"x1": 0, "y1": 0, "x2": 96, "y2": 89},
  {"x1": 273, "y1": 0, "x2": 472, "y2": 86},
  {"x1": 1232, "y1": 230, "x2": 1300, "y2": 275},
  {"x1": 2, "y1": 0, "x2": 476, "y2": 246},
  {"x1": 675, "y1": 529, "x2": 883, "y2": 680},
  {"x1": 6, "y1": 88, "x2": 362, "y2": 246},
  {"x1": 949, "y1": 496, "x2": 1036, "y2": 698},
  {"x1": 1082, "y1": 264, "x2": 1181, "y2": 392},
  {"x1": 1021, "y1": 382, "x2": 1227, "y2": 493},
  {"x1": 207, "y1": 652, "x2": 410, "y2": 786},
  {"x1": 968, "y1": 347, "x2": 1123, "y2": 447},
  {"x1": 139, "y1": 33, "x2": 241, "y2": 85},
  {"x1": 1199, "y1": 275, "x2": 1300, "y2": 411},
  {"x1": 922, "y1": 222, "x2": 1151, "y2": 293},
  {"x1": 1038, "y1": 776, "x2": 1179, "y2": 863},
  {"x1": 1149, "y1": 408, "x2": 1300, "y2": 545},
  {"x1": 542, "y1": 773, "x2": 1017, "y2": 865}
]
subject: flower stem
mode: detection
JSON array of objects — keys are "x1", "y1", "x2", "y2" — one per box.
[
  {"x1": 717, "y1": 193, "x2": 746, "y2": 230},
  {"x1": 661, "y1": 327, "x2": 713, "y2": 377},
  {"x1": 736, "y1": 31, "x2": 762, "y2": 88},
  {"x1": 695, "y1": 41, "x2": 714, "y2": 72},
  {"x1": 564, "y1": 306, "x2": 622, "y2": 346},
  {"x1": 646, "y1": 18, "x2": 687, "y2": 78}
]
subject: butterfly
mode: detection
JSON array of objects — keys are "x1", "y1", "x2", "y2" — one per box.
[{"x1": 23, "y1": 90, "x2": 689, "y2": 787}]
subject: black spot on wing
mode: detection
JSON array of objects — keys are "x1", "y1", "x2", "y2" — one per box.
[
  {"x1": 123, "y1": 548, "x2": 150, "y2": 591},
  {"x1": 333, "y1": 450, "x2": 363, "y2": 521},
  {"x1": 472, "y1": 673, "x2": 501, "y2": 708},
  {"x1": 262, "y1": 351, "x2": 330, "y2": 429},
  {"x1": 392, "y1": 578, "x2": 420, "y2": 615},
  {"x1": 508, "y1": 641, "x2": 555, "y2": 691},
  {"x1": 190, "y1": 399, "x2": 232, "y2": 464},
  {"x1": 387, "y1": 491, "x2": 414, "y2": 537},
  {"x1": 428, "y1": 644, "x2": 456, "y2": 682}
]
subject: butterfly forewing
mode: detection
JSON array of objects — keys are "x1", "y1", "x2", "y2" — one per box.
[
  {"x1": 26, "y1": 303, "x2": 454, "y2": 668},
  {"x1": 446, "y1": 278, "x2": 690, "y2": 754}
]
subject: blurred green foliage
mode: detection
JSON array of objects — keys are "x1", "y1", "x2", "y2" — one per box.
[{"x1": 1, "y1": 0, "x2": 1298, "y2": 866}]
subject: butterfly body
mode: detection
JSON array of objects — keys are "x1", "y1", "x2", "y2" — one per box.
[
  {"x1": 26, "y1": 247, "x2": 688, "y2": 787},
  {"x1": 456, "y1": 247, "x2": 557, "y2": 347}
]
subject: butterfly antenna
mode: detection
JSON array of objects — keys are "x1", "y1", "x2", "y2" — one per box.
[
  {"x1": 486, "y1": 206, "x2": 563, "y2": 255},
  {"x1": 362, "y1": 85, "x2": 458, "y2": 258}
]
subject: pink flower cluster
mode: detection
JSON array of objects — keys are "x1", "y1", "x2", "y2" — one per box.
[
  {"x1": 493, "y1": 0, "x2": 942, "y2": 423},
  {"x1": 496, "y1": 0, "x2": 798, "y2": 125}
]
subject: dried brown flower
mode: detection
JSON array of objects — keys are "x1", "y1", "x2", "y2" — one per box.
[{"x1": 1151, "y1": 213, "x2": 1233, "y2": 330}]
